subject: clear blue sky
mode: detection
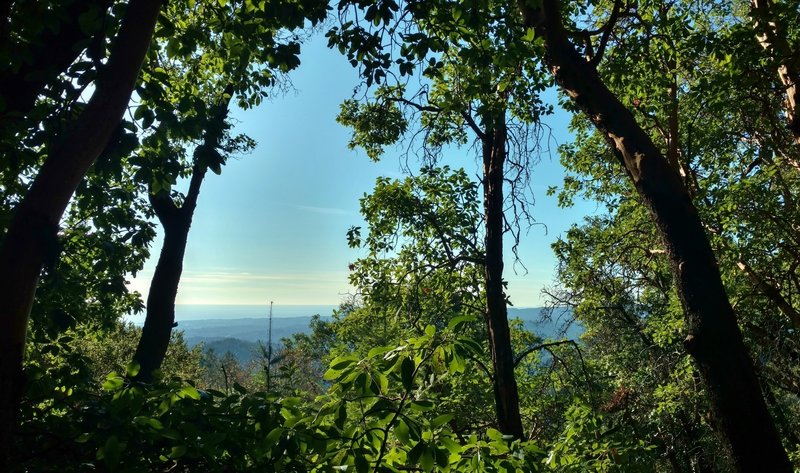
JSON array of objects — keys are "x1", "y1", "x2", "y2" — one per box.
[{"x1": 128, "y1": 34, "x2": 595, "y2": 307}]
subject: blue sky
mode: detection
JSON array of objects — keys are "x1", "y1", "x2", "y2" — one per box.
[{"x1": 127, "y1": 34, "x2": 595, "y2": 307}]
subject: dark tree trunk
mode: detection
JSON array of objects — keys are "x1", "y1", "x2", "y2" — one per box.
[
  {"x1": 133, "y1": 92, "x2": 231, "y2": 381},
  {"x1": 0, "y1": 0, "x2": 160, "y2": 465},
  {"x1": 518, "y1": 0, "x2": 790, "y2": 469},
  {"x1": 132, "y1": 184, "x2": 201, "y2": 382},
  {"x1": 482, "y1": 120, "x2": 524, "y2": 439}
]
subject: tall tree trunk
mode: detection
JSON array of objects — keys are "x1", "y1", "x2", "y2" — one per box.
[
  {"x1": 482, "y1": 120, "x2": 524, "y2": 439},
  {"x1": 132, "y1": 179, "x2": 202, "y2": 381},
  {"x1": 0, "y1": 0, "x2": 160, "y2": 464},
  {"x1": 133, "y1": 92, "x2": 230, "y2": 381},
  {"x1": 518, "y1": 0, "x2": 791, "y2": 469}
]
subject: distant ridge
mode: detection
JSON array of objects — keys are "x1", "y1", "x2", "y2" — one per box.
[
  {"x1": 176, "y1": 307, "x2": 577, "y2": 345},
  {"x1": 180, "y1": 315, "x2": 333, "y2": 346},
  {"x1": 180, "y1": 307, "x2": 579, "y2": 364},
  {"x1": 126, "y1": 304, "x2": 337, "y2": 324}
]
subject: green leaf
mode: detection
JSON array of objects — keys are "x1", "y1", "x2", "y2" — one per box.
[
  {"x1": 374, "y1": 371, "x2": 389, "y2": 395},
  {"x1": 400, "y1": 357, "x2": 415, "y2": 391},
  {"x1": 394, "y1": 418, "x2": 411, "y2": 445},
  {"x1": 134, "y1": 416, "x2": 164, "y2": 430},
  {"x1": 407, "y1": 441, "x2": 426, "y2": 464},
  {"x1": 420, "y1": 446, "x2": 435, "y2": 472},
  {"x1": 100, "y1": 435, "x2": 125, "y2": 469},
  {"x1": 125, "y1": 362, "x2": 140, "y2": 378},
  {"x1": 354, "y1": 453, "x2": 370, "y2": 473},
  {"x1": 330, "y1": 355, "x2": 358, "y2": 370},
  {"x1": 523, "y1": 27, "x2": 536, "y2": 42},
  {"x1": 141, "y1": 109, "x2": 155, "y2": 129},
  {"x1": 133, "y1": 106, "x2": 147, "y2": 121},
  {"x1": 367, "y1": 345, "x2": 391, "y2": 358},
  {"x1": 410, "y1": 400, "x2": 434, "y2": 412},
  {"x1": 209, "y1": 161, "x2": 222, "y2": 175},
  {"x1": 435, "y1": 447, "x2": 450, "y2": 468},
  {"x1": 102, "y1": 373, "x2": 124, "y2": 392},
  {"x1": 352, "y1": 372, "x2": 367, "y2": 394},
  {"x1": 431, "y1": 413, "x2": 454, "y2": 428},
  {"x1": 265, "y1": 427, "x2": 283, "y2": 447},
  {"x1": 486, "y1": 428, "x2": 503, "y2": 441},
  {"x1": 335, "y1": 402, "x2": 347, "y2": 430},
  {"x1": 161, "y1": 429, "x2": 182, "y2": 441},
  {"x1": 170, "y1": 445, "x2": 187, "y2": 459},
  {"x1": 166, "y1": 38, "x2": 181, "y2": 58},
  {"x1": 179, "y1": 386, "x2": 201, "y2": 400},
  {"x1": 447, "y1": 314, "x2": 475, "y2": 330}
]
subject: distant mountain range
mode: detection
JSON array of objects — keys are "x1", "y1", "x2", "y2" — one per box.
[
  {"x1": 180, "y1": 316, "x2": 327, "y2": 347},
  {"x1": 179, "y1": 307, "x2": 579, "y2": 364}
]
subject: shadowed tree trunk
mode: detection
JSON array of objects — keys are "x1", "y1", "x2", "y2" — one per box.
[
  {"x1": 481, "y1": 119, "x2": 524, "y2": 439},
  {"x1": 517, "y1": 0, "x2": 791, "y2": 469},
  {"x1": 133, "y1": 94, "x2": 231, "y2": 382},
  {"x1": 133, "y1": 168, "x2": 206, "y2": 382},
  {"x1": 0, "y1": 0, "x2": 161, "y2": 464}
]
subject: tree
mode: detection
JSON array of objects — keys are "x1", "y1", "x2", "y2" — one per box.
[
  {"x1": 331, "y1": 0, "x2": 550, "y2": 436},
  {"x1": 0, "y1": 0, "x2": 162, "y2": 462},
  {"x1": 132, "y1": 93, "x2": 237, "y2": 381},
  {"x1": 126, "y1": 0, "x2": 328, "y2": 381},
  {"x1": 517, "y1": 0, "x2": 791, "y2": 468}
]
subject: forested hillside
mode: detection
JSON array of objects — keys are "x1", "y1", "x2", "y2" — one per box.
[{"x1": 2, "y1": 0, "x2": 800, "y2": 471}]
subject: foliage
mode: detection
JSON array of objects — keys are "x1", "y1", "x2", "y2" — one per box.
[
  {"x1": 545, "y1": 403, "x2": 653, "y2": 472},
  {"x1": 25, "y1": 322, "x2": 203, "y2": 388},
  {"x1": 346, "y1": 166, "x2": 484, "y2": 335},
  {"x1": 15, "y1": 318, "x2": 653, "y2": 472}
]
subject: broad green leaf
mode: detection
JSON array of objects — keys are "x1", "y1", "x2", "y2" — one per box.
[
  {"x1": 410, "y1": 400, "x2": 434, "y2": 412},
  {"x1": 400, "y1": 357, "x2": 415, "y2": 391},
  {"x1": 431, "y1": 413, "x2": 454, "y2": 428},
  {"x1": 394, "y1": 418, "x2": 411, "y2": 445},
  {"x1": 179, "y1": 386, "x2": 201, "y2": 400}
]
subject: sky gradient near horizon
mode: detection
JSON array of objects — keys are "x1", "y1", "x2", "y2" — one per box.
[{"x1": 127, "y1": 34, "x2": 596, "y2": 308}]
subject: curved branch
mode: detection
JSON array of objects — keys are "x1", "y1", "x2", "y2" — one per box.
[
  {"x1": 460, "y1": 110, "x2": 486, "y2": 140},
  {"x1": 513, "y1": 339, "x2": 576, "y2": 367},
  {"x1": 589, "y1": 0, "x2": 623, "y2": 67}
]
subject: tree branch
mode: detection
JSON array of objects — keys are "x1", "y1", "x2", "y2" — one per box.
[
  {"x1": 589, "y1": 0, "x2": 623, "y2": 67},
  {"x1": 514, "y1": 339, "x2": 576, "y2": 367}
]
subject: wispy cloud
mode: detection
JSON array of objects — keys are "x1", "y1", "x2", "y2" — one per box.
[
  {"x1": 292, "y1": 204, "x2": 351, "y2": 216},
  {"x1": 127, "y1": 269, "x2": 354, "y2": 305},
  {"x1": 177, "y1": 270, "x2": 346, "y2": 285}
]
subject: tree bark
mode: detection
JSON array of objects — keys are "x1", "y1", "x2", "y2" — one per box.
[
  {"x1": 750, "y1": 0, "x2": 800, "y2": 144},
  {"x1": 517, "y1": 0, "x2": 791, "y2": 469},
  {"x1": 133, "y1": 186, "x2": 198, "y2": 382},
  {"x1": 482, "y1": 120, "x2": 524, "y2": 439},
  {"x1": 133, "y1": 93, "x2": 231, "y2": 381},
  {"x1": 0, "y1": 0, "x2": 161, "y2": 464}
]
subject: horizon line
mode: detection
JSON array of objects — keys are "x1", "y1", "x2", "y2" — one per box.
[{"x1": 171, "y1": 303, "x2": 547, "y2": 309}]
